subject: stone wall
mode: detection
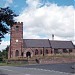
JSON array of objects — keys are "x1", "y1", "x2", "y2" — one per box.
[
  {"x1": 39, "y1": 57, "x2": 75, "y2": 64},
  {"x1": 23, "y1": 48, "x2": 52, "y2": 57}
]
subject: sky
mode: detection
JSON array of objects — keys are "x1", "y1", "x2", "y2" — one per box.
[{"x1": 0, "y1": 0, "x2": 74, "y2": 51}]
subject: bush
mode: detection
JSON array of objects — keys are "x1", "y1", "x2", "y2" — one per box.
[{"x1": 0, "y1": 57, "x2": 3, "y2": 61}]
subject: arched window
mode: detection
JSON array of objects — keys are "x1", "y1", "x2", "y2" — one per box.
[
  {"x1": 40, "y1": 50, "x2": 42, "y2": 54},
  {"x1": 15, "y1": 50, "x2": 19, "y2": 57},
  {"x1": 46, "y1": 49, "x2": 48, "y2": 54},
  {"x1": 35, "y1": 49, "x2": 38, "y2": 55},
  {"x1": 21, "y1": 52, "x2": 23, "y2": 56}
]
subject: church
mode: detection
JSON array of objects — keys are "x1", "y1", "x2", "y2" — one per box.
[{"x1": 8, "y1": 22, "x2": 75, "y2": 59}]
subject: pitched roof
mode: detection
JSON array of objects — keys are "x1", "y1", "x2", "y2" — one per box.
[
  {"x1": 23, "y1": 39, "x2": 51, "y2": 48},
  {"x1": 50, "y1": 40, "x2": 74, "y2": 49},
  {"x1": 23, "y1": 39, "x2": 74, "y2": 49}
]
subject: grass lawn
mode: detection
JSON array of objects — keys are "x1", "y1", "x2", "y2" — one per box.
[{"x1": 0, "y1": 62, "x2": 28, "y2": 66}]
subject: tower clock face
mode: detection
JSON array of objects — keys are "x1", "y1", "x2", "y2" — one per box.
[{"x1": 16, "y1": 39, "x2": 18, "y2": 42}]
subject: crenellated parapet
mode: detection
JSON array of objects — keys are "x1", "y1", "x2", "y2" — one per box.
[{"x1": 14, "y1": 22, "x2": 23, "y2": 25}]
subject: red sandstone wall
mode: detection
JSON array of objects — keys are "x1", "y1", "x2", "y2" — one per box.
[
  {"x1": 23, "y1": 48, "x2": 52, "y2": 57},
  {"x1": 9, "y1": 22, "x2": 23, "y2": 59}
]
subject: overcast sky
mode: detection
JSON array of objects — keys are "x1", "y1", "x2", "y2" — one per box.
[{"x1": 0, "y1": 0, "x2": 74, "y2": 51}]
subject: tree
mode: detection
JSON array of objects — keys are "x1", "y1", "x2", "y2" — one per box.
[
  {"x1": 2, "y1": 46, "x2": 9, "y2": 59},
  {"x1": 0, "y1": 46, "x2": 9, "y2": 62},
  {"x1": 0, "y1": 7, "x2": 17, "y2": 41},
  {"x1": 0, "y1": 51, "x2": 2, "y2": 61}
]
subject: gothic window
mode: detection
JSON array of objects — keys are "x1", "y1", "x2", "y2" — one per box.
[
  {"x1": 15, "y1": 50, "x2": 19, "y2": 56},
  {"x1": 63, "y1": 49, "x2": 68, "y2": 53},
  {"x1": 35, "y1": 49, "x2": 38, "y2": 55},
  {"x1": 40, "y1": 50, "x2": 42, "y2": 54},
  {"x1": 21, "y1": 52, "x2": 23, "y2": 56},
  {"x1": 46, "y1": 49, "x2": 48, "y2": 54},
  {"x1": 51, "y1": 50, "x2": 53, "y2": 54}
]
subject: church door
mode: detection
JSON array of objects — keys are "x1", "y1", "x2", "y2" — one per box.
[{"x1": 26, "y1": 52, "x2": 31, "y2": 58}]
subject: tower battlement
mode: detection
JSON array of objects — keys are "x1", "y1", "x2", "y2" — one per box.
[{"x1": 14, "y1": 22, "x2": 23, "y2": 25}]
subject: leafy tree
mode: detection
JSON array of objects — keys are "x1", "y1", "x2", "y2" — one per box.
[
  {"x1": 0, "y1": 7, "x2": 17, "y2": 41},
  {"x1": 0, "y1": 51, "x2": 2, "y2": 61},
  {"x1": 0, "y1": 46, "x2": 9, "y2": 62},
  {"x1": 0, "y1": 51, "x2": 2, "y2": 57},
  {"x1": 2, "y1": 46, "x2": 9, "y2": 59}
]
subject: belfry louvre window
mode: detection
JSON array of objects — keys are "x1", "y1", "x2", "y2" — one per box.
[{"x1": 16, "y1": 26, "x2": 19, "y2": 31}]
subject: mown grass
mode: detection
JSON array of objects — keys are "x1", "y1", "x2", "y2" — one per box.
[
  {"x1": 0, "y1": 61, "x2": 28, "y2": 66},
  {"x1": 0, "y1": 62, "x2": 28, "y2": 66}
]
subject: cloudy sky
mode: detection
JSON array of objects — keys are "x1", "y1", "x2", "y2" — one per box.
[{"x1": 0, "y1": 0, "x2": 74, "y2": 51}]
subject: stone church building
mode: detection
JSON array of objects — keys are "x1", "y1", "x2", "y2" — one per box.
[{"x1": 8, "y1": 22, "x2": 75, "y2": 59}]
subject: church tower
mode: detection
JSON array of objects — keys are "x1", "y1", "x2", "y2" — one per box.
[{"x1": 8, "y1": 22, "x2": 23, "y2": 59}]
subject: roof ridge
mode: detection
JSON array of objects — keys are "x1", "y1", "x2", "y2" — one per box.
[
  {"x1": 50, "y1": 40, "x2": 71, "y2": 42},
  {"x1": 23, "y1": 39, "x2": 49, "y2": 40}
]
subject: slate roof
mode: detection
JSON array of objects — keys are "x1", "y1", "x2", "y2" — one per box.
[
  {"x1": 23, "y1": 39, "x2": 50, "y2": 48},
  {"x1": 23, "y1": 39, "x2": 74, "y2": 49},
  {"x1": 50, "y1": 40, "x2": 74, "y2": 49}
]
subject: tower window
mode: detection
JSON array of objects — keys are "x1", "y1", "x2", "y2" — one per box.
[
  {"x1": 16, "y1": 26, "x2": 19, "y2": 31},
  {"x1": 15, "y1": 50, "x2": 19, "y2": 57}
]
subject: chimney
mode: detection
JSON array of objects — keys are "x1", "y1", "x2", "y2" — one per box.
[{"x1": 52, "y1": 34, "x2": 54, "y2": 40}]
